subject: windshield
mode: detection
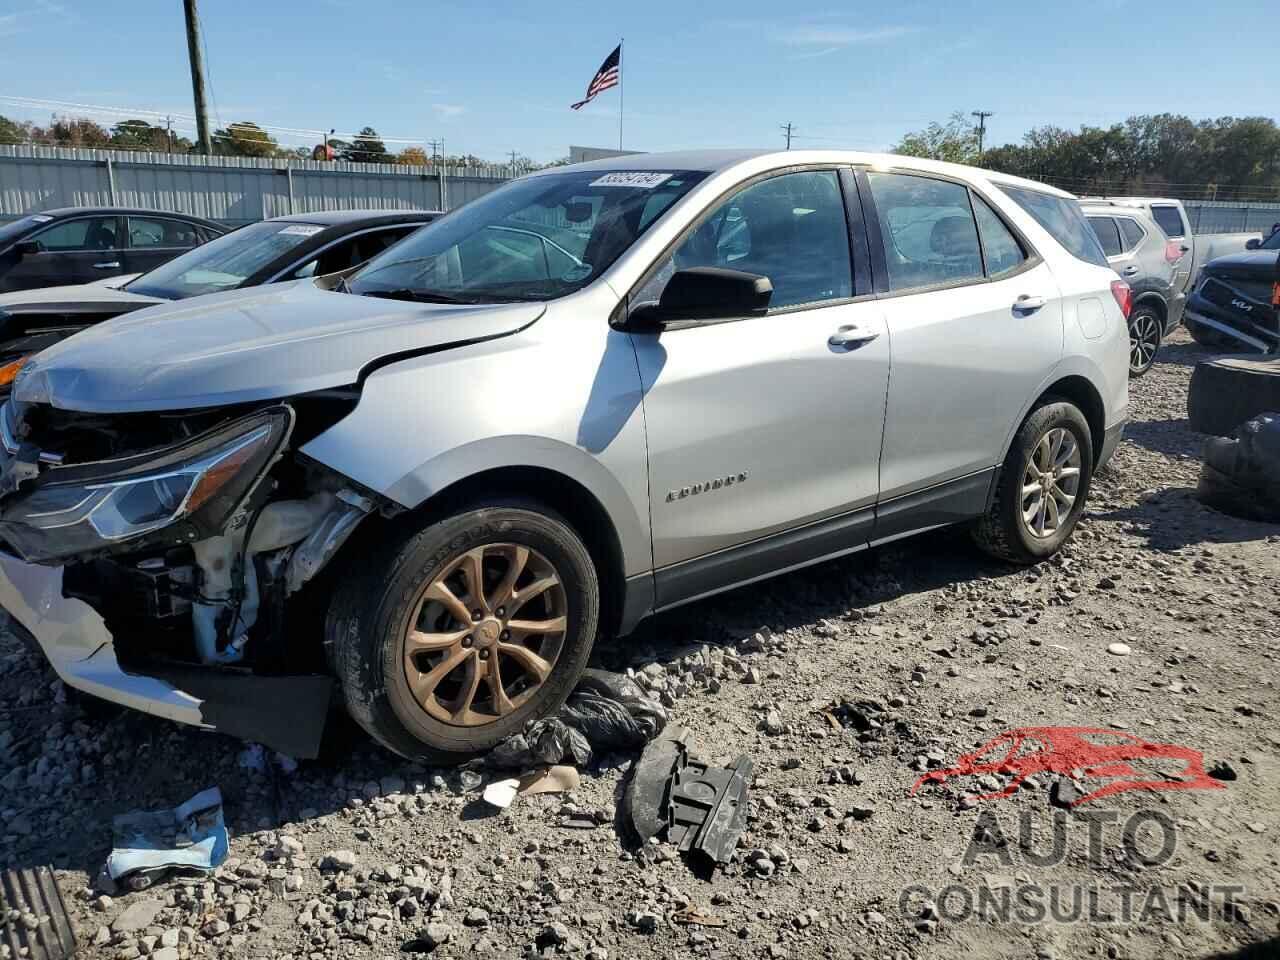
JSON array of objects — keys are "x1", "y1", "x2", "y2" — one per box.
[
  {"x1": 1261, "y1": 229, "x2": 1280, "y2": 251},
  {"x1": 0, "y1": 215, "x2": 47, "y2": 248},
  {"x1": 348, "y1": 169, "x2": 708, "y2": 303},
  {"x1": 126, "y1": 220, "x2": 324, "y2": 299}
]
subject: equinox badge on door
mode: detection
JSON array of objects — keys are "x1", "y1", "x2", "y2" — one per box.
[{"x1": 666, "y1": 472, "x2": 749, "y2": 502}]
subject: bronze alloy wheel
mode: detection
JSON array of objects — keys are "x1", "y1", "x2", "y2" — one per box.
[
  {"x1": 1019, "y1": 426, "x2": 1082, "y2": 539},
  {"x1": 402, "y1": 543, "x2": 568, "y2": 727}
]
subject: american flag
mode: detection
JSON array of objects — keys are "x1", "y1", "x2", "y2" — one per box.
[{"x1": 570, "y1": 44, "x2": 621, "y2": 110}]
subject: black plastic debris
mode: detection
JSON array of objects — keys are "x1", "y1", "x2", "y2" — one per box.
[
  {"x1": 624, "y1": 726, "x2": 753, "y2": 871},
  {"x1": 486, "y1": 669, "x2": 669, "y2": 769},
  {"x1": 1, "y1": 866, "x2": 77, "y2": 960},
  {"x1": 1198, "y1": 412, "x2": 1280, "y2": 523}
]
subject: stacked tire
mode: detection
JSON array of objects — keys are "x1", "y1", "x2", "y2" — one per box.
[{"x1": 1187, "y1": 357, "x2": 1280, "y2": 437}]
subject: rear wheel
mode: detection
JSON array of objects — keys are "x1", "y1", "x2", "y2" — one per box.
[
  {"x1": 973, "y1": 400, "x2": 1094, "y2": 564},
  {"x1": 327, "y1": 500, "x2": 599, "y2": 762},
  {"x1": 1128, "y1": 304, "x2": 1162, "y2": 377}
]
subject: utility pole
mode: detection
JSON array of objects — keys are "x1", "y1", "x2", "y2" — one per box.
[
  {"x1": 182, "y1": 0, "x2": 213, "y2": 155},
  {"x1": 165, "y1": 115, "x2": 173, "y2": 154},
  {"x1": 971, "y1": 110, "x2": 993, "y2": 163},
  {"x1": 781, "y1": 122, "x2": 794, "y2": 150},
  {"x1": 509, "y1": 150, "x2": 519, "y2": 172}
]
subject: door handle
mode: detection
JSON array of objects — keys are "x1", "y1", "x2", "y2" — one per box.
[
  {"x1": 1123, "y1": 265, "x2": 1140, "y2": 276},
  {"x1": 92, "y1": 261, "x2": 121, "y2": 270},
  {"x1": 828, "y1": 325, "x2": 880, "y2": 348},
  {"x1": 1014, "y1": 295, "x2": 1047, "y2": 312}
]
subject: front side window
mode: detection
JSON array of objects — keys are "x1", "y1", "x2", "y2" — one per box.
[
  {"x1": 1087, "y1": 216, "x2": 1123, "y2": 258},
  {"x1": 1118, "y1": 217, "x2": 1145, "y2": 251},
  {"x1": 1150, "y1": 205, "x2": 1185, "y2": 239},
  {"x1": 867, "y1": 172, "x2": 983, "y2": 290},
  {"x1": 125, "y1": 220, "x2": 324, "y2": 299},
  {"x1": 998, "y1": 185, "x2": 1109, "y2": 268},
  {"x1": 32, "y1": 216, "x2": 119, "y2": 252},
  {"x1": 128, "y1": 216, "x2": 200, "y2": 249},
  {"x1": 635, "y1": 170, "x2": 853, "y2": 311},
  {"x1": 349, "y1": 169, "x2": 707, "y2": 303},
  {"x1": 972, "y1": 195, "x2": 1027, "y2": 279}
]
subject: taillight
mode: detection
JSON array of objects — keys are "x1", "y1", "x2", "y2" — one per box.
[
  {"x1": 1164, "y1": 241, "x2": 1186, "y2": 264},
  {"x1": 1111, "y1": 280, "x2": 1132, "y2": 319}
]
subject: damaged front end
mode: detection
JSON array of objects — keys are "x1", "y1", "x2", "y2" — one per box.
[{"x1": 0, "y1": 394, "x2": 386, "y2": 752}]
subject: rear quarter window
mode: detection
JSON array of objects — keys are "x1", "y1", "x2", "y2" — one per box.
[
  {"x1": 998, "y1": 185, "x2": 1109, "y2": 268},
  {"x1": 1150, "y1": 205, "x2": 1185, "y2": 239},
  {"x1": 1118, "y1": 218, "x2": 1145, "y2": 251}
]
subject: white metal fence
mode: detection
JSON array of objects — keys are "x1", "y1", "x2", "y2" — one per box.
[{"x1": 0, "y1": 145, "x2": 514, "y2": 225}]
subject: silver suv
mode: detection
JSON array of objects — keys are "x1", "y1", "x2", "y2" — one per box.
[
  {"x1": 0, "y1": 151, "x2": 1130, "y2": 761},
  {"x1": 1082, "y1": 203, "x2": 1184, "y2": 377}
]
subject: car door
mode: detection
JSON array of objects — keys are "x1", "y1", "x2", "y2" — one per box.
[
  {"x1": 1087, "y1": 215, "x2": 1130, "y2": 274},
  {"x1": 629, "y1": 168, "x2": 890, "y2": 606},
  {"x1": 1149, "y1": 204, "x2": 1192, "y2": 293},
  {"x1": 862, "y1": 170, "x2": 1064, "y2": 531},
  {"x1": 122, "y1": 216, "x2": 203, "y2": 275},
  {"x1": 1, "y1": 215, "x2": 125, "y2": 291}
]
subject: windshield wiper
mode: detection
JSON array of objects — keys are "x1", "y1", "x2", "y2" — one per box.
[{"x1": 358, "y1": 288, "x2": 475, "y2": 304}]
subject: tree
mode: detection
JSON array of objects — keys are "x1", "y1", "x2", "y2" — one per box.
[
  {"x1": 0, "y1": 114, "x2": 30, "y2": 145},
  {"x1": 344, "y1": 126, "x2": 389, "y2": 164},
  {"x1": 110, "y1": 119, "x2": 188, "y2": 152},
  {"x1": 45, "y1": 117, "x2": 111, "y2": 148},
  {"x1": 212, "y1": 121, "x2": 279, "y2": 158},
  {"x1": 892, "y1": 112, "x2": 978, "y2": 165},
  {"x1": 396, "y1": 146, "x2": 430, "y2": 166}
]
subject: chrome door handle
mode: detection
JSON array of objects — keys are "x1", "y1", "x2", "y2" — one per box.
[
  {"x1": 828, "y1": 325, "x2": 880, "y2": 348},
  {"x1": 1014, "y1": 294, "x2": 1046, "y2": 312},
  {"x1": 92, "y1": 261, "x2": 121, "y2": 270}
]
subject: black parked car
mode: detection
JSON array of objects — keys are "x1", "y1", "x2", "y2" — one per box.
[
  {"x1": 0, "y1": 207, "x2": 226, "y2": 292},
  {"x1": 0, "y1": 209, "x2": 441, "y2": 381},
  {"x1": 1185, "y1": 230, "x2": 1280, "y2": 354}
]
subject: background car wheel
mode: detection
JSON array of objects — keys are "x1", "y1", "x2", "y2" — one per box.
[
  {"x1": 327, "y1": 499, "x2": 599, "y2": 762},
  {"x1": 972, "y1": 400, "x2": 1094, "y2": 564},
  {"x1": 1128, "y1": 305, "x2": 1162, "y2": 377}
]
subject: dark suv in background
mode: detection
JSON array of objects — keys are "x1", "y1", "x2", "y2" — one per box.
[
  {"x1": 0, "y1": 207, "x2": 225, "y2": 292},
  {"x1": 1185, "y1": 229, "x2": 1280, "y2": 353}
]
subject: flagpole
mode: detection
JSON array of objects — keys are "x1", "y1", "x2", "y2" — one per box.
[{"x1": 618, "y1": 38, "x2": 624, "y2": 151}]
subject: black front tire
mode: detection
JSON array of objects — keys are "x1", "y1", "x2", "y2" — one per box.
[
  {"x1": 326, "y1": 499, "x2": 599, "y2": 763},
  {"x1": 973, "y1": 401, "x2": 1094, "y2": 564},
  {"x1": 1127, "y1": 304, "x2": 1162, "y2": 378}
]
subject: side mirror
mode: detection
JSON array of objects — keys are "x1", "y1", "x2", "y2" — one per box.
[
  {"x1": 14, "y1": 240, "x2": 40, "y2": 257},
  {"x1": 631, "y1": 267, "x2": 773, "y2": 328},
  {"x1": 1246, "y1": 238, "x2": 1262, "y2": 250}
]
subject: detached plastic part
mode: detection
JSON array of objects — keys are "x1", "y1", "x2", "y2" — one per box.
[
  {"x1": 623, "y1": 726, "x2": 753, "y2": 869},
  {"x1": 105, "y1": 787, "x2": 229, "y2": 889},
  {"x1": 0, "y1": 866, "x2": 76, "y2": 960}
]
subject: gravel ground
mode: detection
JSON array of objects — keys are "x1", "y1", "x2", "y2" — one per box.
[{"x1": 2, "y1": 328, "x2": 1278, "y2": 960}]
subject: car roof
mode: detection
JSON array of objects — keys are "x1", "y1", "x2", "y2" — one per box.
[
  {"x1": 25, "y1": 206, "x2": 225, "y2": 228},
  {"x1": 269, "y1": 209, "x2": 441, "y2": 227},
  {"x1": 524, "y1": 148, "x2": 1077, "y2": 198}
]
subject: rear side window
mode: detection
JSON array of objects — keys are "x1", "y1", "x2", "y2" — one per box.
[
  {"x1": 1118, "y1": 218, "x2": 1145, "y2": 251},
  {"x1": 1150, "y1": 205, "x2": 1184, "y2": 239},
  {"x1": 1087, "y1": 217, "x2": 1122, "y2": 257},
  {"x1": 998, "y1": 185, "x2": 1109, "y2": 268},
  {"x1": 866, "y1": 172, "x2": 983, "y2": 290},
  {"x1": 972, "y1": 196, "x2": 1027, "y2": 278}
]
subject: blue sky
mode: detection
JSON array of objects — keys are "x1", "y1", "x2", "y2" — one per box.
[{"x1": 0, "y1": 0, "x2": 1273, "y2": 163}]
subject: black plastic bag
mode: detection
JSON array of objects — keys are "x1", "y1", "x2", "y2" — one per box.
[{"x1": 486, "y1": 669, "x2": 668, "y2": 769}]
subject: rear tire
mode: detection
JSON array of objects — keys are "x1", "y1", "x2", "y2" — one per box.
[
  {"x1": 972, "y1": 401, "x2": 1094, "y2": 564},
  {"x1": 1127, "y1": 304, "x2": 1162, "y2": 378},
  {"x1": 326, "y1": 499, "x2": 599, "y2": 763}
]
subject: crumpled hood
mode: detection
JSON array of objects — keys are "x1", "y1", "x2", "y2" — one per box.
[
  {"x1": 0, "y1": 277, "x2": 160, "y2": 315},
  {"x1": 1203, "y1": 249, "x2": 1280, "y2": 281},
  {"x1": 13, "y1": 279, "x2": 544, "y2": 413}
]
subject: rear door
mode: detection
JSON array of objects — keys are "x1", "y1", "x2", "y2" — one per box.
[
  {"x1": 0, "y1": 215, "x2": 125, "y2": 291},
  {"x1": 863, "y1": 169, "x2": 1064, "y2": 530},
  {"x1": 1089, "y1": 215, "x2": 1140, "y2": 281},
  {"x1": 122, "y1": 216, "x2": 204, "y2": 274}
]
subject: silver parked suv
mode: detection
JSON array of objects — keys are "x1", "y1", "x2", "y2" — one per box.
[{"x1": 0, "y1": 151, "x2": 1130, "y2": 761}]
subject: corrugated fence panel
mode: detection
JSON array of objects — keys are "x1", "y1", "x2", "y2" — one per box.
[
  {"x1": 1184, "y1": 200, "x2": 1280, "y2": 236},
  {"x1": 0, "y1": 145, "x2": 509, "y2": 225}
]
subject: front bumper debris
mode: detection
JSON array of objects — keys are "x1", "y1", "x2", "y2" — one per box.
[{"x1": 0, "y1": 552, "x2": 333, "y2": 757}]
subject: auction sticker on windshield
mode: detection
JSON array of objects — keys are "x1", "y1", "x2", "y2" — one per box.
[
  {"x1": 590, "y1": 172, "x2": 672, "y2": 189},
  {"x1": 279, "y1": 224, "x2": 324, "y2": 236}
]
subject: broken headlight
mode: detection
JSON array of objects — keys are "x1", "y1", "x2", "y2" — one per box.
[{"x1": 0, "y1": 407, "x2": 292, "y2": 563}]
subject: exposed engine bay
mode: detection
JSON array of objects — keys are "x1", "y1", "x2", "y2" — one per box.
[{"x1": 0, "y1": 391, "x2": 394, "y2": 673}]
